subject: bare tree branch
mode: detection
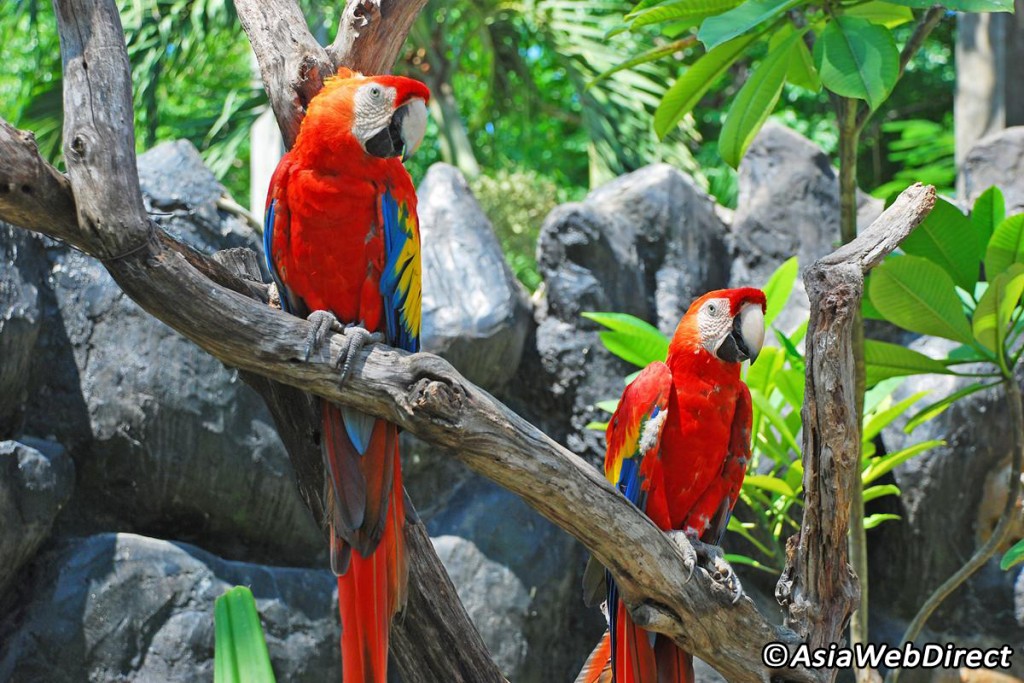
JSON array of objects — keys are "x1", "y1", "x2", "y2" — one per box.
[
  {"x1": 328, "y1": 0, "x2": 429, "y2": 75},
  {"x1": 779, "y1": 184, "x2": 937, "y2": 657}
]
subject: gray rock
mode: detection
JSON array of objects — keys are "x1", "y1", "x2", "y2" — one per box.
[
  {"x1": 0, "y1": 532, "x2": 339, "y2": 682},
  {"x1": 418, "y1": 163, "x2": 532, "y2": 391},
  {"x1": 870, "y1": 336, "x2": 1024, "y2": 645},
  {"x1": 22, "y1": 141, "x2": 323, "y2": 566},
  {"x1": 961, "y1": 126, "x2": 1024, "y2": 213},
  {"x1": 0, "y1": 439, "x2": 73, "y2": 598},
  {"x1": 432, "y1": 535, "x2": 530, "y2": 678},
  {"x1": 0, "y1": 226, "x2": 46, "y2": 438},
  {"x1": 730, "y1": 123, "x2": 883, "y2": 333}
]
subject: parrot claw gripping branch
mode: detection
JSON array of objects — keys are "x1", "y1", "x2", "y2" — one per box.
[{"x1": 0, "y1": 0, "x2": 940, "y2": 679}]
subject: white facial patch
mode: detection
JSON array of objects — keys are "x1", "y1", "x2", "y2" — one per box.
[
  {"x1": 352, "y1": 82, "x2": 398, "y2": 146},
  {"x1": 695, "y1": 296, "x2": 733, "y2": 355}
]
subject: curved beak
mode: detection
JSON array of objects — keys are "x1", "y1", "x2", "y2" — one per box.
[
  {"x1": 716, "y1": 303, "x2": 765, "y2": 364},
  {"x1": 364, "y1": 97, "x2": 429, "y2": 161}
]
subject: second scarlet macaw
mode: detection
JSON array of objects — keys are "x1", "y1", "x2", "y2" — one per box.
[
  {"x1": 263, "y1": 69, "x2": 430, "y2": 683},
  {"x1": 577, "y1": 287, "x2": 766, "y2": 683}
]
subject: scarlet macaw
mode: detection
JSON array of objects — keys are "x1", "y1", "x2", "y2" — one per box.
[
  {"x1": 263, "y1": 68, "x2": 430, "y2": 683},
  {"x1": 577, "y1": 288, "x2": 766, "y2": 683}
]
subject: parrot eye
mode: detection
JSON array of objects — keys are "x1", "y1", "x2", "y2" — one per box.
[
  {"x1": 707, "y1": 302, "x2": 718, "y2": 315},
  {"x1": 369, "y1": 86, "x2": 382, "y2": 98}
]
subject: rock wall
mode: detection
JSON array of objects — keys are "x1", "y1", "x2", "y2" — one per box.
[{"x1": 1, "y1": 126, "x2": 1022, "y2": 681}]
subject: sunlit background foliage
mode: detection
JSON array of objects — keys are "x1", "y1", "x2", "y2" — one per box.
[{"x1": 0, "y1": 0, "x2": 955, "y2": 286}]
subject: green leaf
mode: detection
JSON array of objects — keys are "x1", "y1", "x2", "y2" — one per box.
[
  {"x1": 886, "y1": 0, "x2": 1011, "y2": 9},
  {"x1": 869, "y1": 255, "x2": 976, "y2": 345},
  {"x1": 590, "y1": 38, "x2": 699, "y2": 88},
  {"x1": 583, "y1": 312, "x2": 670, "y2": 367},
  {"x1": 750, "y1": 390, "x2": 801, "y2": 454},
  {"x1": 864, "y1": 339, "x2": 953, "y2": 385},
  {"x1": 863, "y1": 377, "x2": 904, "y2": 415},
  {"x1": 985, "y1": 214, "x2": 1024, "y2": 278},
  {"x1": 744, "y1": 473, "x2": 796, "y2": 497},
  {"x1": 900, "y1": 198, "x2": 980, "y2": 292},
  {"x1": 1000, "y1": 538, "x2": 1024, "y2": 570},
  {"x1": 813, "y1": 16, "x2": 899, "y2": 110},
  {"x1": 763, "y1": 256, "x2": 799, "y2": 326},
  {"x1": 972, "y1": 264, "x2": 1024, "y2": 358},
  {"x1": 698, "y1": 0, "x2": 802, "y2": 50},
  {"x1": 862, "y1": 483, "x2": 901, "y2": 503},
  {"x1": 627, "y1": 0, "x2": 744, "y2": 30},
  {"x1": 595, "y1": 399, "x2": 620, "y2": 414},
  {"x1": 863, "y1": 390, "x2": 930, "y2": 442},
  {"x1": 215, "y1": 586, "x2": 276, "y2": 683},
  {"x1": 971, "y1": 186, "x2": 1005, "y2": 246},
  {"x1": 864, "y1": 513, "x2": 901, "y2": 529},
  {"x1": 720, "y1": 30, "x2": 804, "y2": 168},
  {"x1": 842, "y1": 1, "x2": 914, "y2": 28},
  {"x1": 724, "y1": 553, "x2": 776, "y2": 573},
  {"x1": 586, "y1": 420, "x2": 610, "y2": 431},
  {"x1": 655, "y1": 33, "x2": 758, "y2": 137},
  {"x1": 775, "y1": 368, "x2": 805, "y2": 411},
  {"x1": 772, "y1": 24, "x2": 821, "y2": 91},
  {"x1": 862, "y1": 440, "x2": 942, "y2": 482},
  {"x1": 905, "y1": 381, "x2": 999, "y2": 432}
]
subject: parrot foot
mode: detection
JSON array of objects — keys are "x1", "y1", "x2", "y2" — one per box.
[
  {"x1": 334, "y1": 324, "x2": 383, "y2": 386},
  {"x1": 672, "y1": 531, "x2": 744, "y2": 605},
  {"x1": 304, "y1": 310, "x2": 342, "y2": 361},
  {"x1": 303, "y1": 312, "x2": 383, "y2": 386}
]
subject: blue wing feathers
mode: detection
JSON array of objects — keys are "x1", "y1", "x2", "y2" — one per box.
[{"x1": 380, "y1": 189, "x2": 419, "y2": 353}]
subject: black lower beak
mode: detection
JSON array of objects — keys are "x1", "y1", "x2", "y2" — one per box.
[
  {"x1": 365, "y1": 105, "x2": 408, "y2": 159},
  {"x1": 716, "y1": 316, "x2": 752, "y2": 363}
]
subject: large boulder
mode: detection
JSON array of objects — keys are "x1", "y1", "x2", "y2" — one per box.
[
  {"x1": 0, "y1": 533, "x2": 339, "y2": 682},
  {"x1": 730, "y1": 123, "x2": 883, "y2": 332},
  {"x1": 432, "y1": 535, "x2": 530, "y2": 678},
  {"x1": 960, "y1": 126, "x2": 1024, "y2": 213},
  {"x1": 21, "y1": 141, "x2": 323, "y2": 566},
  {"x1": 418, "y1": 164, "x2": 532, "y2": 392},
  {"x1": 0, "y1": 226, "x2": 46, "y2": 438},
  {"x1": 0, "y1": 439, "x2": 74, "y2": 599}
]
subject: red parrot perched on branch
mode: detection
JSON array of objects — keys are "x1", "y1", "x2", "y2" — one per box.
[
  {"x1": 577, "y1": 288, "x2": 766, "y2": 683},
  {"x1": 262, "y1": 68, "x2": 430, "y2": 683}
]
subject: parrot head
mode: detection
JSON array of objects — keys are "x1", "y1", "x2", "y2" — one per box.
[
  {"x1": 298, "y1": 68, "x2": 431, "y2": 163},
  {"x1": 672, "y1": 288, "x2": 766, "y2": 364}
]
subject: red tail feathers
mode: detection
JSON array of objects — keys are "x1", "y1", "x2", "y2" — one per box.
[
  {"x1": 336, "y1": 452, "x2": 406, "y2": 683},
  {"x1": 576, "y1": 604, "x2": 693, "y2": 683}
]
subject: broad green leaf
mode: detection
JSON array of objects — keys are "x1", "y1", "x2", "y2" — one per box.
[
  {"x1": 864, "y1": 339, "x2": 953, "y2": 386},
  {"x1": 862, "y1": 439, "x2": 943, "y2": 482},
  {"x1": 863, "y1": 377, "x2": 904, "y2": 416},
  {"x1": 886, "y1": 0, "x2": 1011, "y2": 9},
  {"x1": 971, "y1": 186, "x2": 1005, "y2": 246},
  {"x1": 655, "y1": 33, "x2": 758, "y2": 137},
  {"x1": 863, "y1": 390, "x2": 930, "y2": 442},
  {"x1": 778, "y1": 26, "x2": 821, "y2": 91},
  {"x1": 763, "y1": 256, "x2": 799, "y2": 326},
  {"x1": 813, "y1": 16, "x2": 898, "y2": 110},
  {"x1": 842, "y1": 1, "x2": 914, "y2": 27},
  {"x1": 775, "y1": 368, "x2": 805, "y2": 411},
  {"x1": 984, "y1": 214, "x2": 1024, "y2": 278},
  {"x1": 586, "y1": 420, "x2": 610, "y2": 431},
  {"x1": 583, "y1": 312, "x2": 670, "y2": 367},
  {"x1": 750, "y1": 390, "x2": 801, "y2": 453},
  {"x1": 744, "y1": 473, "x2": 795, "y2": 497},
  {"x1": 720, "y1": 30, "x2": 804, "y2": 167},
  {"x1": 900, "y1": 198, "x2": 980, "y2": 292},
  {"x1": 1001, "y1": 538, "x2": 1024, "y2": 570},
  {"x1": 869, "y1": 255, "x2": 975, "y2": 345},
  {"x1": 698, "y1": 0, "x2": 802, "y2": 50},
  {"x1": 862, "y1": 483, "x2": 901, "y2": 503},
  {"x1": 972, "y1": 264, "x2": 1024, "y2": 358},
  {"x1": 627, "y1": 0, "x2": 743, "y2": 30},
  {"x1": 215, "y1": 586, "x2": 276, "y2": 683},
  {"x1": 591, "y1": 38, "x2": 697, "y2": 87},
  {"x1": 595, "y1": 399, "x2": 620, "y2": 414},
  {"x1": 905, "y1": 381, "x2": 999, "y2": 432},
  {"x1": 864, "y1": 513, "x2": 901, "y2": 529},
  {"x1": 746, "y1": 346, "x2": 784, "y2": 393}
]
